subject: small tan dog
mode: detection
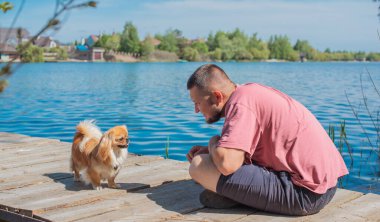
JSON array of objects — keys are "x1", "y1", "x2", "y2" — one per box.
[{"x1": 71, "y1": 120, "x2": 129, "y2": 190}]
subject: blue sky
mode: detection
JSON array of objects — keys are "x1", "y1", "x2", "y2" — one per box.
[{"x1": 1, "y1": 0, "x2": 379, "y2": 52}]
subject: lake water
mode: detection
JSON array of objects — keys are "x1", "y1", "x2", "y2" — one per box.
[{"x1": 0, "y1": 62, "x2": 379, "y2": 194}]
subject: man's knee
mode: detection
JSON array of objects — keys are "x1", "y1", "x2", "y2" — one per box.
[{"x1": 189, "y1": 154, "x2": 203, "y2": 181}]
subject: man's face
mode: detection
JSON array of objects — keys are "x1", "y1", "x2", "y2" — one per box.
[{"x1": 189, "y1": 87, "x2": 223, "y2": 124}]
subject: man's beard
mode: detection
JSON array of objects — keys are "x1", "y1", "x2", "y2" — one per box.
[{"x1": 206, "y1": 108, "x2": 222, "y2": 124}]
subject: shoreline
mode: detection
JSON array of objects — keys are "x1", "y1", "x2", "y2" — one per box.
[{"x1": 0, "y1": 59, "x2": 376, "y2": 64}]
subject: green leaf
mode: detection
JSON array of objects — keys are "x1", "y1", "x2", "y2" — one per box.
[{"x1": 0, "y1": 2, "x2": 13, "y2": 13}]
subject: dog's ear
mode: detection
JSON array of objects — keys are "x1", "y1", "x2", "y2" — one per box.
[{"x1": 97, "y1": 131, "x2": 113, "y2": 161}]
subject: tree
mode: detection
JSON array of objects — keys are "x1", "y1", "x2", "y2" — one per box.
[
  {"x1": 209, "y1": 48, "x2": 223, "y2": 61},
  {"x1": 120, "y1": 22, "x2": 140, "y2": 54},
  {"x1": 49, "y1": 47, "x2": 68, "y2": 60},
  {"x1": 213, "y1": 31, "x2": 233, "y2": 61},
  {"x1": 156, "y1": 29, "x2": 182, "y2": 53},
  {"x1": 247, "y1": 33, "x2": 269, "y2": 60},
  {"x1": 268, "y1": 35, "x2": 298, "y2": 61},
  {"x1": 182, "y1": 47, "x2": 200, "y2": 61},
  {"x1": 105, "y1": 34, "x2": 121, "y2": 52},
  {"x1": 191, "y1": 41, "x2": 208, "y2": 54},
  {"x1": 140, "y1": 35, "x2": 155, "y2": 57},
  {"x1": 293, "y1": 39, "x2": 316, "y2": 60},
  {"x1": 353, "y1": 51, "x2": 366, "y2": 61},
  {"x1": 17, "y1": 44, "x2": 44, "y2": 62},
  {"x1": 366, "y1": 52, "x2": 380, "y2": 61}
]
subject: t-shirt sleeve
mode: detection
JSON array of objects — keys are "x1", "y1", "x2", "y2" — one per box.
[{"x1": 217, "y1": 103, "x2": 261, "y2": 155}]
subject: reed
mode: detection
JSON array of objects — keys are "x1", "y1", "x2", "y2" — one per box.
[
  {"x1": 330, "y1": 71, "x2": 380, "y2": 191},
  {"x1": 164, "y1": 136, "x2": 170, "y2": 159}
]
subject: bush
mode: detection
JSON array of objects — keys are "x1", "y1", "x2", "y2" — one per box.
[
  {"x1": 145, "y1": 50, "x2": 178, "y2": 62},
  {"x1": 18, "y1": 44, "x2": 44, "y2": 62}
]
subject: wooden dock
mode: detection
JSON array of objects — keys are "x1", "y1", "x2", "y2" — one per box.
[{"x1": 0, "y1": 132, "x2": 379, "y2": 222}]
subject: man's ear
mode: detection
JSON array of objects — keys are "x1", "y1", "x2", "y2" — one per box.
[{"x1": 212, "y1": 90, "x2": 224, "y2": 105}]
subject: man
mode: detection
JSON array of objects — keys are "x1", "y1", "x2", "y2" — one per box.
[{"x1": 186, "y1": 64, "x2": 348, "y2": 216}]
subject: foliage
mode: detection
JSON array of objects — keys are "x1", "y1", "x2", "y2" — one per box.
[
  {"x1": 95, "y1": 34, "x2": 120, "y2": 52},
  {"x1": 182, "y1": 46, "x2": 200, "y2": 61},
  {"x1": 247, "y1": 33, "x2": 269, "y2": 60},
  {"x1": 155, "y1": 29, "x2": 182, "y2": 53},
  {"x1": 268, "y1": 35, "x2": 299, "y2": 61},
  {"x1": 48, "y1": 47, "x2": 68, "y2": 60},
  {"x1": 328, "y1": 121, "x2": 353, "y2": 188},
  {"x1": 120, "y1": 22, "x2": 140, "y2": 54},
  {"x1": 366, "y1": 52, "x2": 380, "y2": 61},
  {"x1": 0, "y1": 1, "x2": 13, "y2": 13},
  {"x1": 140, "y1": 35, "x2": 155, "y2": 57},
  {"x1": 293, "y1": 39, "x2": 316, "y2": 60},
  {"x1": 191, "y1": 41, "x2": 208, "y2": 54},
  {"x1": 17, "y1": 44, "x2": 44, "y2": 62}
]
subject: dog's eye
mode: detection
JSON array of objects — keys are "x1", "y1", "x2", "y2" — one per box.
[{"x1": 117, "y1": 137, "x2": 124, "y2": 141}]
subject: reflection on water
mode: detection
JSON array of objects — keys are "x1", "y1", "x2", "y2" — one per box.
[{"x1": 0, "y1": 62, "x2": 379, "y2": 194}]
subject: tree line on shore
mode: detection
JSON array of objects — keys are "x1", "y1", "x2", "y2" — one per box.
[
  {"x1": 89, "y1": 22, "x2": 380, "y2": 62},
  {"x1": 18, "y1": 21, "x2": 380, "y2": 62}
]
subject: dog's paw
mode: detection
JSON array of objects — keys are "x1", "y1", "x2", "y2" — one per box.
[
  {"x1": 73, "y1": 176, "x2": 81, "y2": 182},
  {"x1": 93, "y1": 185, "x2": 103, "y2": 191}
]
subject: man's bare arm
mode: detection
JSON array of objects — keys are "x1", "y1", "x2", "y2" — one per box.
[{"x1": 208, "y1": 135, "x2": 245, "y2": 176}]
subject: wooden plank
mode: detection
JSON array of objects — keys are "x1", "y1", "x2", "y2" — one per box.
[
  {"x1": 164, "y1": 206, "x2": 256, "y2": 222},
  {"x1": 0, "y1": 149, "x2": 70, "y2": 170},
  {"x1": 0, "y1": 155, "x2": 161, "y2": 191},
  {"x1": 39, "y1": 180, "x2": 204, "y2": 222},
  {"x1": 232, "y1": 189, "x2": 365, "y2": 222},
  {"x1": 1, "y1": 133, "x2": 380, "y2": 222},
  {"x1": 0, "y1": 133, "x2": 60, "y2": 150},
  {"x1": 301, "y1": 193, "x2": 380, "y2": 222},
  {"x1": 0, "y1": 158, "x2": 71, "y2": 180},
  {"x1": 0, "y1": 141, "x2": 69, "y2": 158},
  {"x1": 0, "y1": 153, "x2": 159, "y2": 182},
  {"x1": 1, "y1": 159, "x2": 190, "y2": 214}
]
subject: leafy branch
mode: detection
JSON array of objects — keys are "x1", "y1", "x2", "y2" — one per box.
[{"x1": 0, "y1": 0, "x2": 97, "y2": 93}]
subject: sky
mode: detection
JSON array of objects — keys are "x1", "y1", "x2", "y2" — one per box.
[{"x1": 1, "y1": 0, "x2": 379, "y2": 52}]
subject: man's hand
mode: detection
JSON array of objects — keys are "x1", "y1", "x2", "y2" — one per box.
[{"x1": 187, "y1": 145, "x2": 208, "y2": 162}]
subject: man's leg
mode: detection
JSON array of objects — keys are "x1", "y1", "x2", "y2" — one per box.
[
  {"x1": 216, "y1": 164, "x2": 337, "y2": 215},
  {"x1": 189, "y1": 154, "x2": 220, "y2": 192},
  {"x1": 189, "y1": 154, "x2": 240, "y2": 209},
  {"x1": 189, "y1": 154, "x2": 337, "y2": 215}
]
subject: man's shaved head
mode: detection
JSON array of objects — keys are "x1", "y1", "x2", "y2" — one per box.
[{"x1": 187, "y1": 64, "x2": 235, "y2": 93}]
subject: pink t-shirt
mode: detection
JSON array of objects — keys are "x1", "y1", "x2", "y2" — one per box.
[{"x1": 217, "y1": 83, "x2": 348, "y2": 194}]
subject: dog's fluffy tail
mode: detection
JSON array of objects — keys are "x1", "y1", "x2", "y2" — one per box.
[
  {"x1": 74, "y1": 120, "x2": 103, "y2": 154},
  {"x1": 76, "y1": 120, "x2": 102, "y2": 139}
]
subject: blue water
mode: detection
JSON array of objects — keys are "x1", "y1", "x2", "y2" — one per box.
[{"x1": 0, "y1": 62, "x2": 379, "y2": 194}]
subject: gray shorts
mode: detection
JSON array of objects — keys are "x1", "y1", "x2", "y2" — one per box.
[{"x1": 216, "y1": 164, "x2": 337, "y2": 216}]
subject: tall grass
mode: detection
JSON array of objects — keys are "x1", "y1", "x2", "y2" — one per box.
[
  {"x1": 164, "y1": 136, "x2": 170, "y2": 159},
  {"x1": 329, "y1": 71, "x2": 380, "y2": 191}
]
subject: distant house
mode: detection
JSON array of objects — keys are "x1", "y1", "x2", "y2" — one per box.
[
  {"x1": 86, "y1": 35, "x2": 99, "y2": 48},
  {"x1": 75, "y1": 44, "x2": 90, "y2": 60},
  {"x1": 90, "y1": 47, "x2": 105, "y2": 61},
  {"x1": 34, "y1": 36, "x2": 58, "y2": 48},
  {"x1": 74, "y1": 35, "x2": 104, "y2": 61},
  {"x1": 0, "y1": 43, "x2": 18, "y2": 62},
  {"x1": 0, "y1": 28, "x2": 30, "y2": 46}
]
